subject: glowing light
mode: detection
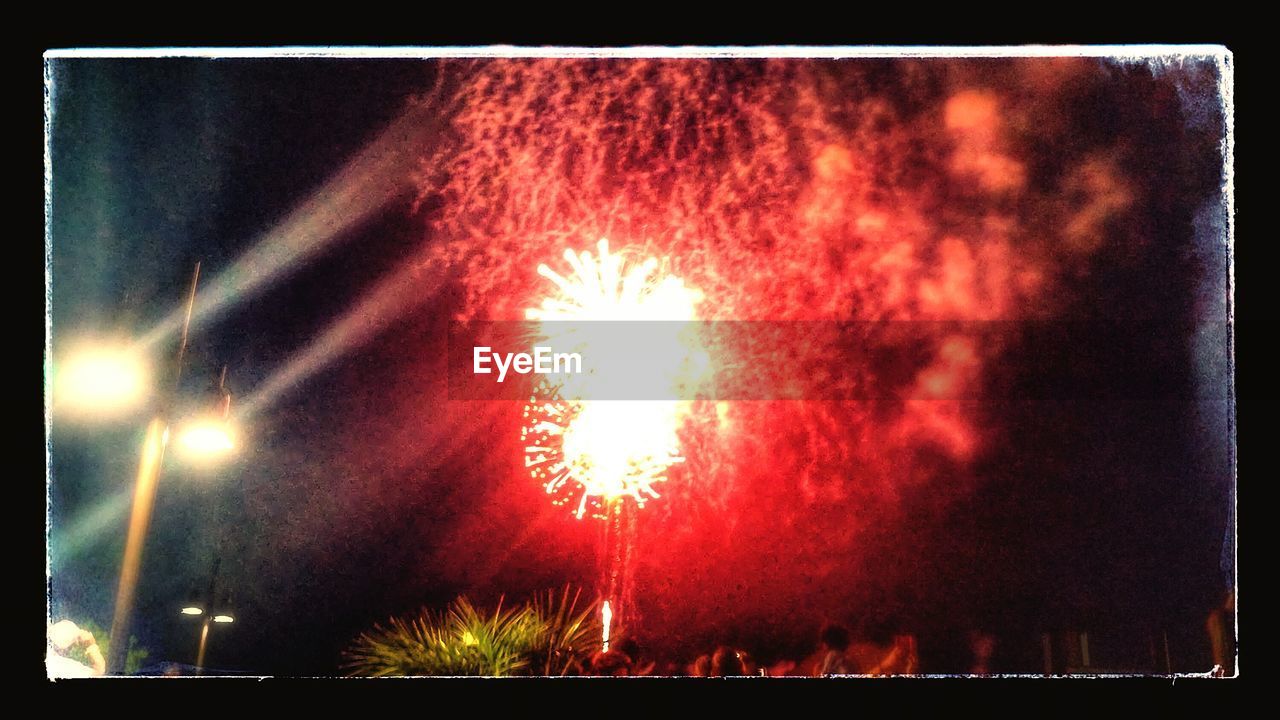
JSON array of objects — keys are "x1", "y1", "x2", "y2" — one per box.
[
  {"x1": 54, "y1": 346, "x2": 149, "y2": 416},
  {"x1": 180, "y1": 607, "x2": 204, "y2": 616},
  {"x1": 525, "y1": 240, "x2": 703, "y2": 324},
  {"x1": 176, "y1": 421, "x2": 235, "y2": 459},
  {"x1": 408, "y1": 61, "x2": 1142, "y2": 639},
  {"x1": 212, "y1": 615, "x2": 234, "y2": 624},
  {"x1": 522, "y1": 239, "x2": 704, "y2": 520},
  {"x1": 601, "y1": 600, "x2": 612, "y2": 653}
]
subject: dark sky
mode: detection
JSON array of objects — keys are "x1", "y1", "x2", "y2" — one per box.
[
  {"x1": 45, "y1": 55, "x2": 1234, "y2": 675},
  {"x1": 47, "y1": 58, "x2": 443, "y2": 673}
]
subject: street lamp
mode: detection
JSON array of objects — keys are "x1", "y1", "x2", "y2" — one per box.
[
  {"x1": 52, "y1": 261, "x2": 240, "y2": 674},
  {"x1": 53, "y1": 344, "x2": 150, "y2": 418},
  {"x1": 179, "y1": 606, "x2": 236, "y2": 674},
  {"x1": 101, "y1": 262, "x2": 238, "y2": 673},
  {"x1": 180, "y1": 559, "x2": 234, "y2": 675},
  {"x1": 177, "y1": 424, "x2": 235, "y2": 456},
  {"x1": 176, "y1": 367, "x2": 236, "y2": 462}
]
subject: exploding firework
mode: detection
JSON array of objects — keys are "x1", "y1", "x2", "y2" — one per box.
[
  {"x1": 414, "y1": 58, "x2": 1201, "y2": 645},
  {"x1": 521, "y1": 239, "x2": 704, "y2": 520}
]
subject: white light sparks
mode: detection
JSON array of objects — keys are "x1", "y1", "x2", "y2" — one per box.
[{"x1": 521, "y1": 239, "x2": 705, "y2": 520}]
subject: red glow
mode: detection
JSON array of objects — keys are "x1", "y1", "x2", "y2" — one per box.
[{"x1": 411, "y1": 58, "x2": 1150, "y2": 649}]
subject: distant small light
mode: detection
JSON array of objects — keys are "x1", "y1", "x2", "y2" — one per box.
[
  {"x1": 212, "y1": 615, "x2": 234, "y2": 624},
  {"x1": 181, "y1": 607, "x2": 204, "y2": 616}
]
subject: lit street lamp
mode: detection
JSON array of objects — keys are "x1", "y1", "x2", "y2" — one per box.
[
  {"x1": 48, "y1": 262, "x2": 240, "y2": 671},
  {"x1": 176, "y1": 366, "x2": 236, "y2": 461},
  {"x1": 53, "y1": 345, "x2": 150, "y2": 418},
  {"x1": 180, "y1": 607, "x2": 236, "y2": 674},
  {"x1": 181, "y1": 559, "x2": 234, "y2": 675},
  {"x1": 178, "y1": 423, "x2": 235, "y2": 456},
  {"x1": 183, "y1": 609, "x2": 236, "y2": 674}
]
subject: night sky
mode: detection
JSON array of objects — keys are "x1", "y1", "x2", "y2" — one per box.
[{"x1": 46, "y1": 54, "x2": 1234, "y2": 675}]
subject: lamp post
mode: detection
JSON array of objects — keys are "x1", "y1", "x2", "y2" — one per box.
[
  {"x1": 104, "y1": 263, "x2": 202, "y2": 674},
  {"x1": 175, "y1": 366, "x2": 235, "y2": 460},
  {"x1": 104, "y1": 415, "x2": 168, "y2": 674},
  {"x1": 194, "y1": 613, "x2": 235, "y2": 674},
  {"x1": 53, "y1": 260, "x2": 239, "y2": 674},
  {"x1": 180, "y1": 558, "x2": 234, "y2": 675}
]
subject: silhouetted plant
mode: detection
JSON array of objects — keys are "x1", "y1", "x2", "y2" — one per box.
[
  {"x1": 527, "y1": 585, "x2": 600, "y2": 676},
  {"x1": 343, "y1": 586, "x2": 600, "y2": 677}
]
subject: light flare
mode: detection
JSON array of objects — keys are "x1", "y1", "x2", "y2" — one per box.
[{"x1": 53, "y1": 345, "x2": 149, "y2": 417}]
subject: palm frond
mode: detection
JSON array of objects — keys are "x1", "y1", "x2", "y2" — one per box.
[
  {"x1": 342, "y1": 588, "x2": 596, "y2": 676},
  {"x1": 527, "y1": 585, "x2": 601, "y2": 676}
]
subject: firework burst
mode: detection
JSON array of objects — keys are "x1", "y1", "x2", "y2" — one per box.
[
  {"x1": 521, "y1": 239, "x2": 704, "y2": 520},
  {"x1": 416, "y1": 59, "x2": 1174, "y2": 639}
]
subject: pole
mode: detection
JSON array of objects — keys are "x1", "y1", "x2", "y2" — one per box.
[
  {"x1": 105, "y1": 262, "x2": 201, "y2": 673},
  {"x1": 104, "y1": 418, "x2": 166, "y2": 673},
  {"x1": 173, "y1": 262, "x2": 201, "y2": 389},
  {"x1": 192, "y1": 559, "x2": 221, "y2": 675},
  {"x1": 195, "y1": 618, "x2": 211, "y2": 675}
]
